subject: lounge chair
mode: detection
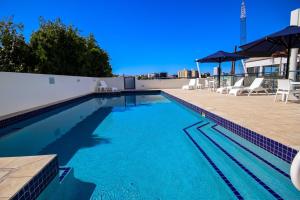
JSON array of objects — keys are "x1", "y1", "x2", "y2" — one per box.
[
  {"x1": 229, "y1": 78, "x2": 268, "y2": 96},
  {"x1": 96, "y1": 80, "x2": 118, "y2": 92},
  {"x1": 182, "y1": 79, "x2": 196, "y2": 90},
  {"x1": 216, "y1": 78, "x2": 244, "y2": 94},
  {"x1": 196, "y1": 78, "x2": 202, "y2": 89},
  {"x1": 274, "y1": 79, "x2": 300, "y2": 103}
]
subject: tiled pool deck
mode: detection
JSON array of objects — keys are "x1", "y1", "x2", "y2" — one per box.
[
  {"x1": 0, "y1": 155, "x2": 58, "y2": 200},
  {"x1": 163, "y1": 89, "x2": 300, "y2": 150}
]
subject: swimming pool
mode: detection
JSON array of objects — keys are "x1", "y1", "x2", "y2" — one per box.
[{"x1": 0, "y1": 93, "x2": 299, "y2": 199}]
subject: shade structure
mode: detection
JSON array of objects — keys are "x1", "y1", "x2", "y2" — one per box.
[
  {"x1": 196, "y1": 51, "x2": 247, "y2": 63},
  {"x1": 196, "y1": 51, "x2": 247, "y2": 87},
  {"x1": 239, "y1": 26, "x2": 300, "y2": 78}
]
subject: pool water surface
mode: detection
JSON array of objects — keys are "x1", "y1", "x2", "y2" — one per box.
[{"x1": 0, "y1": 94, "x2": 299, "y2": 200}]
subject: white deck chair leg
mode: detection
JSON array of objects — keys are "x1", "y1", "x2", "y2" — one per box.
[
  {"x1": 274, "y1": 92, "x2": 278, "y2": 102},
  {"x1": 235, "y1": 90, "x2": 239, "y2": 96},
  {"x1": 265, "y1": 89, "x2": 269, "y2": 95},
  {"x1": 248, "y1": 90, "x2": 253, "y2": 96},
  {"x1": 285, "y1": 93, "x2": 289, "y2": 104}
]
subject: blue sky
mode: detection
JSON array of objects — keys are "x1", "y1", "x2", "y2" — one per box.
[{"x1": 1, "y1": 0, "x2": 299, "y2": 75}]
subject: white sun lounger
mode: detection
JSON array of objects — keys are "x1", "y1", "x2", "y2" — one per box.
[
  {"x1": 274, "y1": 79, "x2": 300, "y2": 103},
  {"x1": 182, "y1": 79, "x2": 197, "y2": 90},
  {"x1": 97, "y1": 80, "x2": 118, "y2": 92},
  {"x1": 229, "y1": 78, "x2": 268, "y2": 96},
  {"x1": 216, "y1": 78, "x2": 244, "y2": 94}
]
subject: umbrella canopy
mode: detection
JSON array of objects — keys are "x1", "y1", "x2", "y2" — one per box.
[
  {"x1": 196, "y1": 51, "x2": 247, "y2": 87},
  {"x1": 196, "y1": 51, "x2": 247, "y2": 63},
  {"x1": 239, "y1": 26, "x2": 300, "y2": 78},
  {"x1": 239, "y1": 26, "x2": 300, "y2": 57}
]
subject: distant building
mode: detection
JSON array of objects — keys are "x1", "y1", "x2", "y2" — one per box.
[
  {"x1": 178, "y1": 69, "x2": 191, "y2": 78},
  {"x1": 178, "y1": 69, "x2": 198, "y2": 78},
  {"x1": 147, "y1": 73, "x2": 159, "y2": 79},
  {"x1": 191, "y1": 69, "x2": 199, "y2": 78},
  {"x1": 159, "y1": 72, "x2": 168, "y2": 78},
  {"x1": 169, "y1": 74, "x2": 178, "y2": 79}
]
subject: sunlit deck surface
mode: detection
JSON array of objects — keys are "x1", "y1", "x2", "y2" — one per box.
[
  {"x1": 0, "y1": 155, "x2": 56, "y2": 200},
  {"x1": 163, "y1": 89, "x2": 300, "y2": 150}
]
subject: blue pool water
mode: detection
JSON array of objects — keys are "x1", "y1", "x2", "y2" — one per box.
[{"x1": 0, "y1": 93, "x2": 299, "y2": 200}]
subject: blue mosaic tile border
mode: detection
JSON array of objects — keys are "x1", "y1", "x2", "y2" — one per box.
[
  {"x1": 59, "y1": 167, "x2": 71, "y2": 183},
  {"x1": 11, "y1": 156, "x2": 59, "y2": 200},
  {"x1": 211, "y1": 124, "x2": 290, "y2": 178},
  {"x1": 183, "y1": 122, "x2": 243, "y2": 200},
  {"x1": 161, "y1": 91, "x2": 298, "y2": 164},
  {"x1": 197, "y1": 123, "x2": 283, "y2": 200}
]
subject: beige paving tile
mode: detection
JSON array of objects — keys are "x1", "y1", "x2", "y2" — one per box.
[
  {"x1": 163, "y1": 89, "x2": 300, "y2": 150},
  {"x1": 0, "y1": 155, "x2": 50, "y2": 169},
  {"x1": 9, "y1": 157, "x2": 52, "y2": 177},
  {"x1": 0, "y1": 170, "x2": 11, "y2": 181},
  {"x1": 0, "y1": 158, "x2": 16, "y2": 168},
  {"x1": 0, "y1": 155, "x2": 56, "y2": 199}
]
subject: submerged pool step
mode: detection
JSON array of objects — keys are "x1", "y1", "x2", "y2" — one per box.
[
  {"x1": 195, "y1": 123, "x2": 283, "y2": 200},
  {"x1": 182, "y1": 122, "x2": 244, "y2": 200},
  {"x1": 183, "y1": 121, "x2": 299, "y2": 199},
  {"x1": 197, "y1": 124, "x2": 300, "y2": 200},
  {"x1": 186, "y1": 120, "x2": 300, "y2": 200},
  {"x1": 210, "y1": 124, "x2": 290, "y2": 179}
]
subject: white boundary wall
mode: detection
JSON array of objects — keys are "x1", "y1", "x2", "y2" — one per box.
[
  {"x1": 135, "y1": 79, "x2": 191, "y2": 90},
  {"x1": 0, "y1": 72, "x2": 124, "y2": 117},
  {"x1": 0, "y1": 72, "x2": 194, "y2": 117}
]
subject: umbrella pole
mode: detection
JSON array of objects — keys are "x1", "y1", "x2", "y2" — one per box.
[
  {"x1": 218, "y1": 63, "x2": 221, "y2": 88},
  {"x1": 196, "y1": 62, "x2": 201, "y2": 78},
  {"x1": 285, "y1": 47, "x2": 291, "y2": 79}
]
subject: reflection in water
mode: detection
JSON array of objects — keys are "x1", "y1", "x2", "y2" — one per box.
[
  {"x1": 0, "y1": 98, "x2": 109, "y2": 157},
  {"x1": 39, "y1": 107, "x2": 113, "y2": 165},
  {"x1": 0, "y1": 94, "x2": 171, "y2": 200},
  {"x1": 0, "y1": 95, "x2": 167, "y2": 157}
]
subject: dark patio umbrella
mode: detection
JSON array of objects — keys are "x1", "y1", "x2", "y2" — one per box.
[
  {"x1": 196, "y1": 51, "x2": 247, "y2": 87},
  {"x1": 239, "y1": 26, "x2": 300, "y2": 79}
]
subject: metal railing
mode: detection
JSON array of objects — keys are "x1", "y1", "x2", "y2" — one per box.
[{"x1": 212, "y1": 70, "x2": 300, "y2": 93}]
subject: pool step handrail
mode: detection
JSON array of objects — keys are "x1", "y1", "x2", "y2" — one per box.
[{"x1": 291, "y1": 151, "x2": 300, "y2": 190}]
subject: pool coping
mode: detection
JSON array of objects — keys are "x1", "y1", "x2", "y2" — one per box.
[
  {"x1": 0, "y1": 90, "x2": 297, "y2": 164},
  {"x1": 161, "y1": 91, "x2": 298, "y2": 164},
  {"x1": 0, "y1": 155, "x2": 58, "y2": 200}
]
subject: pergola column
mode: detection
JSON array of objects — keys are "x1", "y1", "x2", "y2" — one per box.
[{"x1": 289, "y1": 9, "x2": 300, "y2": 80}]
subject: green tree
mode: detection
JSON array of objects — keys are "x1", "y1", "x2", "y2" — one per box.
[
  {"x1": 84, "y1": 34, "x2": 112, "y2": 77},
  {"x1": 30, "y1": 18, "x2": 112, "y2": 77},
  {"x1": 0, "y1": 17, "x2": 32, "y2": 72},
  {"x1": 30, "y1": 18, "x2": 86, "y2": 75}
]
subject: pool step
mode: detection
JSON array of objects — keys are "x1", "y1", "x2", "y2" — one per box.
[
  {"x1": 195, "y1": 123, "x2": 283, "y2": 200},
  {"x1": 183, "y1": 121, "x2": 296, "y2": 199}
]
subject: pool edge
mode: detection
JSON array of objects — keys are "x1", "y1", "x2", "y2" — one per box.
[
  {"x1": 0, "y1": 90, "x2": 297, "y2": 163},
  {"x1": 161, "y1": 91, "x2": 298, "y2": 164}
]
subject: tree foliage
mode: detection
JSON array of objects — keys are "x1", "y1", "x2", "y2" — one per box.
[
  {"x1": 0, "y1": 17, "x2": 32, "y2": 72},
  {"x1": 0, "y1": 17, "x2": 112, "y2": 77}
]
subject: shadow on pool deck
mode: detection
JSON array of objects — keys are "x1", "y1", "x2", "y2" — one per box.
[{"x1": 39, "y1": 106, "x2": 113, "y2": 165}]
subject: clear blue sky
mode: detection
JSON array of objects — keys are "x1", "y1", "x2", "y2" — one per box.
[{"x1": 1, "y1": 0, "x2": 299, "y2": 75}]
